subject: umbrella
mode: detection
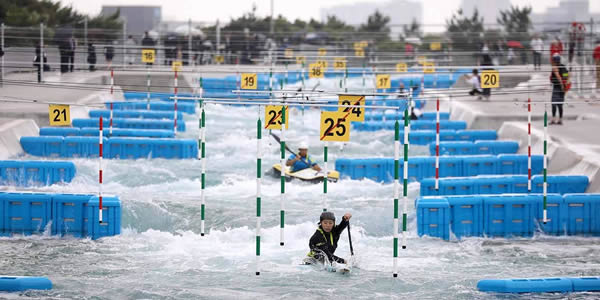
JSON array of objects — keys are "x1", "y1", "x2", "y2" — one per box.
[
  {"x1": 506, "y1": 41, "x2": 524, "y2": 48},
  {"x1": 405, "y1": 36, "x2": 422, "y2": 46},
  {"x1": 173, "y1": 25, "x2": 205, "y2": 38}
]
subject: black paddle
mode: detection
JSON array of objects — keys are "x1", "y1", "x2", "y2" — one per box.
[
  {"x1": 347, "y1": 221, "x2": 354, "y2": 257},
  {"x1": 269, "y1": 132, "x2": 297, "y2": 156}
]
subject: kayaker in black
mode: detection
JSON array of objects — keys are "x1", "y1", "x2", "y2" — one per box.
[{"x1": 307, "y1": 211, "x2": 352, "y2": 265}]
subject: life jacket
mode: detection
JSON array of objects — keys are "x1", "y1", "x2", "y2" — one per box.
[
  {"x1": 550, "y1": 64, "x2": 570, "y2": 92},
  {"x1": 307, "y1": 228, "x2": 333, "y2": 258}
]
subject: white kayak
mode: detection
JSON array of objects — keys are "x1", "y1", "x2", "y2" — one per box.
[{"x1": 271, "y1": 164, "x2": 339, "y2": 183}]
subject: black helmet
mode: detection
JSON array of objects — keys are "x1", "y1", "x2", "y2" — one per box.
[{"x1": 320, "y1": 211, "x2": 335, "y2": 223}]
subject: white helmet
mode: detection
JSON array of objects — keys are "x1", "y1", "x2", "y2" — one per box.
[{"x1": 298, "y1": 141, "x2": 309, "y2": 150}]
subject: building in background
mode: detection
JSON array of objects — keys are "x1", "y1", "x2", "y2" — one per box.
[
  {"x1": 100, "y1": 6, "x2": 162, "y2": 36},
  {"x1": 320, "y1": 0, "x2": 423, "y2": 40},
  {"x1": 460, "y1": 0, "x2": 510, "y2": 29},
  {"x1": 530, "y1": 0, "x2": 600, "y2": 32}
]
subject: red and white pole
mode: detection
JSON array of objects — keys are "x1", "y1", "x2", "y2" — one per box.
[
  {"x1": 98, "y1": 116, "x2": 104, "y2": 223},
  {"x1": 110, "y1": 68, "x2": 114, "y2": 95},
  {"x1": 435, "y1": 98, "x2": 440, "y2": 190},
  {"x1": 109, "y1": 102, "x2": 113, "y2": 137},
  {"x1": 174, "y1": 70, "x2": 178, "y2": 134},
  {"x1": 527, "y1": 97, "x2": 532, "y2": 192}
]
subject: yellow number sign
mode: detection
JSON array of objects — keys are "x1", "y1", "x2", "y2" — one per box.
[
  {"x1": 141, "y1": 49, "x2": 155, "y2": 63},
  {"x1": 241, "y1": 73, "x2": 258, "y2": 89},
  {"x1": 338, "y1": 95, "x2": 365, "y2": 122},
  {"x1": 318, "y1": 48, "x2": 327, "y2": 56},
  {"x1": 417, "y1": 56, "x2": 426, "y2": 65},
  {"x1": 353, "y1": 42, "x2": 361, "y2": 49},
  {"x1": 355, "y1": 48, "x2": 365, "y2": 57},
  {"x1": 376, "y1": 74, "x2": 391, "y2": 89},
  {"x1": 284, "y1": 48, "x2": 294, "y2": 58},
  {"x1": 265, "y1": 105, "x2": 290, "y2": 130},
  {"x1": 396, "y1": 63, "x2": 408, "y2": 73},
  {"x1": 48, "y1": 104, "x2": 70, "y2": 126},
  {"x1": 172, "y1": 61, "x2": 182, "y2": 72},
  {"x1": 296, "y1": 56, "x2": 306, "y2": 65},
  {"x1": 215, "y1": 55, "x2": 224, "y2": 64},
  {"x1": 481, "y1": 70, "x2": 500, "y2": 88},
  {"x1": 334, "y1": 58, "x2": 346, "y2": 70},
  {"x1": 309, "y1": 63, "x2": 324, "y2": 78},
  {"x1": 359, "y1": 41, "x2": 368, "y2": 48},
  {"x1": 320, "y1": 111, "x2": 350, "y2": 142},
  {"x1": 423, "y1": 62, "x2": 435, "y2": 73},
  {"x1": 316, "y1": 60, "x2": 328, "y2": 69},
  {"x1": 430, "y1": 42, "x2": 442, "y2": 51}
]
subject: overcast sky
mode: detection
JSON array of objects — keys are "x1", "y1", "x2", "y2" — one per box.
[{"x1": 61, "y1": 0, "x2": 599, "y2": 27}]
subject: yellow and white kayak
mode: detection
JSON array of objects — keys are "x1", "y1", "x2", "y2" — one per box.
[{"x1": 271, "y1": 164, "x2": 339, "y2": 183}]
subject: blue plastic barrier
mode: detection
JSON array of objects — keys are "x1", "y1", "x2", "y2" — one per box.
[
  {"x1": 21, "y1": 137, "x2": 198, "y2": 159},
  {"x1": 0, "y1": 160, "x2": 75, "y2": 187},
  {"x1": 530, "y1": 194, "x2": 566, "y2": 235},
  {"x1": 0, "y1": 192, "x2": 120, "y2": 239},
  {"x1": 39, "y1": 127, "x2": 81, "y2": 136},
  {"x1": 106, "y1": 101, "x2": 196, "y2": 114},
  {"x1": 416, "y1": 197, "x2": 450, "y2": 240},
  {"x1": 0, "y1": 276, "x2": 52, "y2": 291},
  {"x1": 86, "y1": 196, "x2": 121, "y2": 239},
  {"x1": 0, "y1": 192, "x2": 52, "y2": 236},
  {"x1": 455, "y1": 130, "x2": 497, "y2": 141},
  {"x1": 431, "y1": 141, "x2": 476, "y2": 155},
  {"x1": 72, "y1": 118, "x2": 185, "y2": 132},
  {"x1": 447, "y1": 195, "x2": 484, "y2": 238},
  {"x1": 89, "y1": 109, "x2": 183, "y2": 120},
  {"x1": 478, "y1": 277, "x2": 574, "y2": 293},
  {"x1": 474, "y1": 140, "x2": 519, "y2": 155},
  {"x1": 483, "y1": 195, "x2": 536, "y2": 237},
  {"x1": 533, "y1": 175, "x2": 589, "y2": 194},
  {"x1": 430, "y1": 141, "x2": 519, "y2": 156},
  {"x1": 498, "y1": 154, "x2": 544, "y2": 175},
  {"x1": 563, "y1": 193, "x2": 600, "y2": 235},
  {"x1": 78, "y1": 128, "x2": 175, "y2": 138},
  {"x1": 52, "y1": 193, "x2": 93, "y2": 237},
  {"x1": 20, "y1": 136, "x2": 63, "y2": 157},
  {"x1": 462, "y1": 155, "x2": 498, "y2": 176}
]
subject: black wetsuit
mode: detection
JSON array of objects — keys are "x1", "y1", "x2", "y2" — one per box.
[
  {"x1": 550, "y1": 64, "x2": 568, "y2": 119},
  {"x1": 308, "y1": 219, "x2": 348, "y2": 264}
]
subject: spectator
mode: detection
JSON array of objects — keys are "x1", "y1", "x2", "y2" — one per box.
[
  {"x1": 68, "y1": 35, "x2": 76, "y2": 72},
  {"x1": 33, "y1": 44, "x2": 49, "y2": 82},
  {"x1": 104, "y1": 42, "x2": 115, "y2": 69},
  {"x1": 531, "y1": 35, "x2": 543, "y2": 70},
  {"x1": 87, "y1": 42, "x2": 96, "y2": 72},
  {"x1": 125, "y1": 35, "x2": 136, "y2": 65},
  {"x1": 550, "y1": 54, "x2": 569, "y2": 125},
  {"x1": 550, "y1": 36, "x2": 563, "y2": 63},
  {"x1": 464, "y1": 69, "x2": 482, "y2": 99},
  {"x1": 593, "y1": 40, "x2": 600, "y2": 91}
]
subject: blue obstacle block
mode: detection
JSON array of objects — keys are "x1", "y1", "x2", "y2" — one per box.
[
  {"x1": 416, "y1": 197, "x2": 450, "y2": 240},
  {"x1": 334, "y1": 158, "x2": 353, "y2": 179},
  {"x1": 420, "y1": 112, "x2": 450, "y2": 121},
  {"x1": 89, "y1": 109, "x2": 183, "y2": 120},
  {"x1": 106, "y1": 101, "x2": 196, "y2": 114},
  {"x1": 532, "y1": 175, "x2": 589, "y2": 194},
  {"x1": 0, "y1": 192, "x2": 52, "y2": 236},
  {"x1": 149, "y1": 139, "x2": 198, "y2": 159},
  {"x1": 20, "y1": 136, "x2": 63, "y2": 157},
  {"x1": 420, "y1": 178, "x2": 440, "y2": 196},
  {"x1": 477, "y1": 277, "x2": 573, "y2": 293},
  {"x1": 440, "y1": 178, "x2": 476, "y2": 196},
  {"x1": 462, "y1": 155, "x2": 498, "y2": 177},
  {"x1": 571, "y1": 277, "x2": 600, "y2": 292},
  {"x1": 72, "y1": 118, "x2": 185, "y2": 132},
  {"x1": 562, "y1": 193, "x2": 600, "y2": 235},
  {"x1": 437, "y1": 156, "x2": 464, "y2": 178},
  {"x1": 79, "y1": 127, "x2": 175, "y2": 138},
  {"x1": 0, "y1": 160, "x2": 22, "y2": 186},
  {"x1": 86, "y1": 196, "x2": 121, "y2": 240},
  {"x1": 483, "y1": 195, "x2": 536, "y2": 237},
  {"x1": 412, "y1": 120, "x2": 467, "y2": 131},
  {"x1": 455, "y1": 130, "x2": 498, "y2": 142},
  {"x1": 508, "y1": 175, "x2": 530, "y2": 193},
  {"x1": 0, "y1": 161, "x2": 75, "y2": 187},
  {"x1": 474, "y1": 140, "x2": 519, "y2": 155},
  {"x1": 528, "y1": 194, "x2": 566, "y2": 235},
  {"x1": 51, "y1": 194, "x2": 93, "y2": 237},
  {"x1": 106, "y1": 137, "x2": 153, "y2": 159},
  {"x1": 364, "y1": 158, "x2": 388, "y2": 182},
  {"x1": 0, "y1": 276, "x2": 52, "y2": 291},
  {"x1": 39, "y1": 127, "x2": 81, "y2": 137},
  {"x1": 62, "y1": 136, "x2": 106, "y2": 158},
  {"x1": 430, "y1": 141, "x2": 476, "y2": 156},
  {"x1": 407, "y1": 157, "x2": 427, "y2": 181},
  {"x1": 447, "y1": 195, "x2": 484, "y2": 238},
  {"x1": 498, "y1": 154, "x2": 544, "y2": 175}
]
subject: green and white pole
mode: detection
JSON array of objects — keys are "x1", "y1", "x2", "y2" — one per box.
[
  {"x1": 393, "y1": 120, "x2": 400, "y2": 277},
  {"x1": 543, "y1": 108, "x2": 548, "y2": 224},
  {"x1": 200, "y1": 105, "x2": 207, "y2": 236},
  {"x1": 402, "y1": 109, "x2": 409, "y2": 250},
  {"x1": 256, "y1": 117, "x2": 262, "y2": 275},
  {"x1": 344, "y1": 67, "x2": 348, "y2": 93},
  {"x1": 362, "y1": 60, "x2": 366, "y2": 92},
  {"x1": 279, "y1": 105, "x2": 286, "y2": 246},
  {"x1": 269, "y1": 66, "x2": 273, "y2": 100},
  {"x1": 285, "y1": 61, "x2": 289, "y2": 86},
  {"x1": 322, "y1": 142, "x2": 328, "y2": 212}
]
